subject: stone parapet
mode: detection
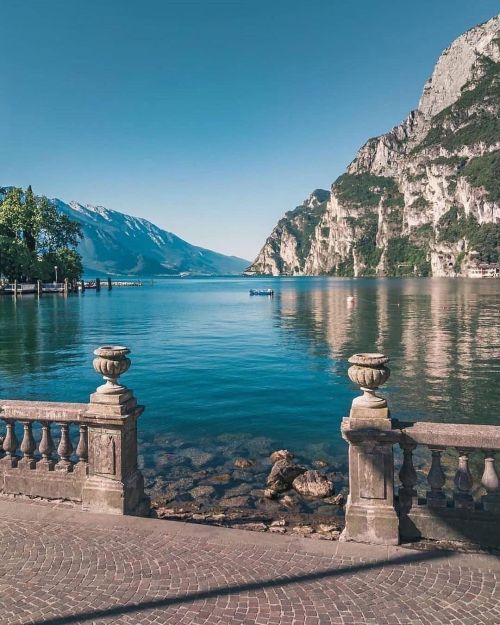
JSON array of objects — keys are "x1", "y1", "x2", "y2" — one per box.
[
  {"x1": 342, "y1": 352, "x2": 500, "y2": 548},
  {"x1": 0, "y1": 345, "x2": 149, "y2": 516}
]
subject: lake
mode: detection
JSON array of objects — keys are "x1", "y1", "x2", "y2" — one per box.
[{"x1": 0, "y1": 277, "x2": 498, "y2": 515}]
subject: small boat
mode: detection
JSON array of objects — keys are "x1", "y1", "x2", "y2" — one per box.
[{"x1": 249, "y1": 288, "x2": 274, "y2": 296}]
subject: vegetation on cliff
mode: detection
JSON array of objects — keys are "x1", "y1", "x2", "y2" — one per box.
[
  {"x1": 334, "y1": 173, "x2": 403, "y2": 208},
  {"x1": 438, "y1": 206, "x2": 499, "y2": 263},
  {"x1": 0, "y1": 186, "x2": 83, "y2": 282},
  {"x1": 281, "y1": 196, "x2": 329, "y2": 264},
  {"x1": 419, "y1": 57, "x2": 500, "y2": 151},
  {"x1": 461, "y1": 150, "x2": 500, "y2": 202}
]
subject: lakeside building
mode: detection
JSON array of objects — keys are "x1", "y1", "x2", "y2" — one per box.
[{"x1": 467, "y1": 262, "x2": 500, "y2": 278}]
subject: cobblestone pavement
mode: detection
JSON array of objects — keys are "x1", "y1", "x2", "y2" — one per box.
[{"x1": 0, "y1": 500, "x2": 499, "y2": 625}]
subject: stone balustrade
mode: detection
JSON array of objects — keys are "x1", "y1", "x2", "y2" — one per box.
[
  {"x1": 0, "y1": 346, "x2": 149, "y2": 516},
  {"x1": 342, "y1": 352, "x2": 500, "y2": 547},
  {"x1": 1, "y1": 344, "x2": 498, "y2": 547}
]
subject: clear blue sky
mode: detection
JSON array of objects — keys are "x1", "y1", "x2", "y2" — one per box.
[{"x1": 1, "y1": 1, "x2": 498, "y2": 260}]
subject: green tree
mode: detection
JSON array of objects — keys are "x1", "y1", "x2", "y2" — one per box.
[
  {"x1": 0, "y1": 186, "x2": 83, "y2": 282},
  {"x1": 0, "y1": 235, "x2": 33, "y2": 281}
]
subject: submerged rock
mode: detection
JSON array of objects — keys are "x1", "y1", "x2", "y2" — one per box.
[
  {"x1": 312, "y1": 459, "x2": 329, "y2": 469},
  {"x1": 234, "y1": 458, "x2": 254, "y2": 469},
  {"x1": 223, "y1": 483, "x2": 253, "y2": 498},
  {"x1": 292, "y1": 470, "x2": 334, "y2": 498},
  {"x1": 178, "y1": 448, "x2": 215, "y2": 467},
  {"x1": 219, "y1": 495, "x2": 253, "y2": 508},
  {"x1": 189, "y1": 485, "x2": 216, "y2": 499},
  {"x1": 169, "y1": 477, "x2": 196, "y2": 492},
  {"x1": 209, "y1": 473, "x2": 232, "y2": 484}
]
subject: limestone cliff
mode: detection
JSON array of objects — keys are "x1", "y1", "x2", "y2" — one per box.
[{"x1": 247, "y1": 16, "x2": 500, "y2": 277}]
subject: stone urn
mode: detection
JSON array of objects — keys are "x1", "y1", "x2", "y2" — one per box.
[
  {"x1": 93, "y1": 345, "x2": 131, "y2": 394},
  {"x1": 348, "y1": 353, "x2": 390, "y2": 408}
]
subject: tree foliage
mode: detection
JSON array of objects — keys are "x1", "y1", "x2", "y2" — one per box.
[
  {"x1": 386, "y1": 237, "x2": 431, "y2": 277},
  {"x1": 0, "y1": 186, "x2": 83, "y2": 281},
  {"x1": 460, "y1": 150, "x2": 500, "y2": 203}
]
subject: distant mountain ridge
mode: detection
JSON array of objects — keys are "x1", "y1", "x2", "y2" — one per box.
[{"x1": 0, "y1": 188, "x2": 249, "y2": 276}]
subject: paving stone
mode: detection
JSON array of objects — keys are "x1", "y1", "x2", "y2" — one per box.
[{"x1": 0, "y1": 498, "x2": 498, "y2": 624}]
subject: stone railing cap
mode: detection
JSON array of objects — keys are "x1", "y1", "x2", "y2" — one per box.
[{"x1": 396, "y1": 420, "x2": 500, "y2": 451}]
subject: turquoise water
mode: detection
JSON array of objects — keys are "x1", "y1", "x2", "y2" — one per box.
[{"x1": 0, "y1": 277, "x2": 498, "y2": 468}]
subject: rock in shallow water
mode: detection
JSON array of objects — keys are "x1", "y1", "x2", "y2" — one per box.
[
  {"x1": 189, "y1": 485, "x2": 216, "y2": 499},
  {"x1": 318, "y1": 523, "x2": 340, "y2": 533},
  {"x1": 292, "y1": 470, "x2": 334, "y2": 498},
  {"x1": 292, "y1": 525, "x2": 314, "y2": 535},
  {"x1": 267, "y1": 459, "x2": 306, "y2": 493},
  {"x1": 177, "y1": 448, "x2": 215, "y2": 467},
  {"x1": 209, "y1": 473, "x2": 232, "y2": 484},
  {"x1": 223, "y1": 483, "x2": 253, "y2": 498},
  {"x1": 270, "y1": 519, "x2": 287, "y2": 527},
  {"x1": 329, "y1": 493, "x2": 345, "y2": 506},
  {"x1": 312, "y1": 459, "x2": 329, "y2": 469},
  {"x1": 219, "y1": 495, "x2": 253, "y2": 508},
  {"x1": 234, "y1": 457, "x2": 254, "y2": 469},
  {"x1": 281, "y1": 495, "x2": 297, "y2": 509},
  {"x1": 270, "y1": 449, "x2": 294, "y2": 464},
  {"x1": 237, "y1": 522, "x2": 267, "y2": 532}
]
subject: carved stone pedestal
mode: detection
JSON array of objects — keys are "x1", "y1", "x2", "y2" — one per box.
[
  {"x1": 341, "y1": 353, "x2": 400, "y2": 545},
  {"x1": 82, "y1": 346, "x2": 150, "y2": 516}
]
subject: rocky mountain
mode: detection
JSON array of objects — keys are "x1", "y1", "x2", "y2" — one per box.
[
  {"x1": 53, "y1": 200, "x2": 248, "y2": 276},
  {"x1": 0, "y1": 188, "x2": 249, "y2": 276},
  {"x1": 247, "y1": 16, "x2": 500, "y2": 277}
]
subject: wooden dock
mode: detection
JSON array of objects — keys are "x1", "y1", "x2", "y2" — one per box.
[{"x1": 0, "y1": 278, "x2": 144, "y2": 295}]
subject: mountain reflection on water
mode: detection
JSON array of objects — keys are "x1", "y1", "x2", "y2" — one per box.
[{"x1": 274, "y1": 278, "x2": 499, "y2": 426}]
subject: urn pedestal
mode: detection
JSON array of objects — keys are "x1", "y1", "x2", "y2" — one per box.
[
  {"x1": 82, "y1": 346, "x2": 150, "y2": 516},
  {"x1": 341, "y1": 353, "x2": 400, "y2": 545}
]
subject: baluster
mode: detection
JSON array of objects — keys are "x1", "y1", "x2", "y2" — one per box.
[
  {"x1": 55, "y1": 423, "x2": 74, "y2": 472},
  {"x1": 76, "y1": 425, "x2": 88, "y2": 462},
  {"x1": 1, "y1": 420, "x2": 19, "y2": 467},
  {"x1": 481, "y1": 451, "x2": 500, "y2": 513},
  {"x1": 453, "y1": 449, "x2": 474, "y2": 510},
  {"x1": 19, "y1": 421, "x2": 36, "y2": 469},
  {"x1": 426, "y1": 447, "x2": 447, "y2": 507},
  {"x1": 38, "y1": 421, "x2": 55, "y2": 470},
  {"x1": 398, "y1": 440, "x2": 418, "y2": 512}
]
